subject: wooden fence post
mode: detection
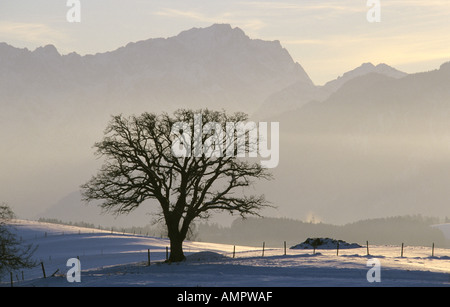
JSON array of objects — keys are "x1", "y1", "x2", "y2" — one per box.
[
  {"x1": 336, "y1": 241, "x2": 340, "y2": 256},
  {"x1": 284, "y1": 241, "x2": 286, "y2": 256},
  {"x1": 401, "y1": 243, "x2": 404, "y2": 258},
  {"x1": 50, "y1": 269, "x2": 60, "y2": 277},
  {"x1": 262, "y1": 242, "x2": 265, "y2": 257},
  {"x1": 432, "y1": 243, "x2": 435, "y2": 257},
  {"x1": 147, "y1": 249, "x2": 151, "y2": 266},
  {"x1": 366, "y1": 241, "x2": 369, "y2": 256},
  {"x1": 41, "y1": 262, "x2": 46, "y2": 278},
  {"x1": 166, "y1": 246, "x2": 169, "y2": 261},
  {"x1": 232, "y1": 245, "x2": 235, "y2": 258}
]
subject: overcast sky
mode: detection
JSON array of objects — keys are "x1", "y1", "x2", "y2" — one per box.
[{"x1": 1, "y1": 0, "x2": 449, "y2": 85}]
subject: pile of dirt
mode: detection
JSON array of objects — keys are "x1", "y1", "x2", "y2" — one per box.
[{"x1": 290, "y1": 238, "x2": 362, "y2": 250}]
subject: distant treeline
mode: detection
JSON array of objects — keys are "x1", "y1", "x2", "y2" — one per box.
[
  {"x1": 38, "y1": 218, "x2": 99, "y2": 230},
  {"x1": 196, "y1": 215, "x2": 449, "y2": 248},
  {"x1": 38, "y1": 215, "x2": 449, "y2": 248},
  {"x1": 36, "y1": 217, "x2": 197, "y2": 240}
]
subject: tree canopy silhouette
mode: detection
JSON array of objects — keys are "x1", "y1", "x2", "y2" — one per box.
[
  {"x1": 81, "y1": 109, "x2": 273, "y2": 262},
  {"x1": 0, "y1": 203, "x2": 36, "y2": 277}
]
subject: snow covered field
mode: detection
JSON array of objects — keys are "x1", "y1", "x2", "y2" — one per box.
[{"x1": 2, "y1": 220, "x2": 450, "y2": 287}]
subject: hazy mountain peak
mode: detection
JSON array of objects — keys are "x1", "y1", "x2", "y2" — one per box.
[
  {"x1": 33, "y1": 44, "x2": 60, "y2": 57},
  {"x1": 375, "y1": 63, "x2": 390, "y2": 69},
  {"x1": 345, "y1": 62, "x2": 405, "y2": 78},
  {"x1": 0, "y1": 43, "x2": 30, "y2": 61},
  {"x1": 324, "y1": 62, "x2": 407, "y2": 91},
  {"x1": 180, "y1": 23, "x2": 244, "y2": 37},
  {"x1": 0, "y1": 42, "x2": 16, "y2": 51},
  {"x1": 180, "y1": 23, "x2": 241, "y2": 36},
  {"x1": 374, "y1": 63, "x2": 406, "y2": 77},
  {"x1": 360, "y1": 62, "x2": 376, "y2": 69},
  {"x1": 173, "y1": 24, "x2": 255, "y2": 54},
  {"x1": 253, "y1": 61, "x2": 409, "y2": 119},
  {"x1": 439, "y1": 61, "x2": 450, "y2": 71},
  {"x1": 0, "y1": 23, "x2": 312, "y2": 114}
]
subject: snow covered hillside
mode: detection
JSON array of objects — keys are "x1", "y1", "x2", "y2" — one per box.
[{"x1": 2, "y1": 220, "x2": 449, "y2": 287}]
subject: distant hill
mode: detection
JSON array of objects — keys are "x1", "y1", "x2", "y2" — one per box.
[{"x1": 36, "y1": 191, "x2": 157, "y2": 228}]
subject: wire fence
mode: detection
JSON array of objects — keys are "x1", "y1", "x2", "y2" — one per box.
[{"x1": 3, "y1": 222, "x2": 449, "y2": 287}]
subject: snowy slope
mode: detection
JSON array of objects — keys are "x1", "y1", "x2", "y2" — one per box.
[{"x1": 2, "y1": 220, "x2": 449, "y2": 287}]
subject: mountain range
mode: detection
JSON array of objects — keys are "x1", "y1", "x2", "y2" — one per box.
[
  {"x1": 0, "y1": 24, "x2": 310, "y2": 117},
  {"x1": 2, "y1": 23, "x2": 450, "y2": 226},
  {"x1": 253, "y1": 62, "x2": 408, "y2": 119},
  {"x1": 267, "y1": 61, "x2": 450, "y2": 223}
]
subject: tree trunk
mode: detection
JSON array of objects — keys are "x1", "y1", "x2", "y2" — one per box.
[
  {"x1": 168, "y1": 235, "x2": 185, "y2": 262},
  {"x1": 166, "y1": 215, "x2": 186, "y2": 262}
]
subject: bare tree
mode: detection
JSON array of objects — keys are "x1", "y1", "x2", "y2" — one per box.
[
  {"x1": 81, "y1": 109, "x2": 273, "y2": 262},
  {"x1": 0, "y1": 203, "x2": 36, "y2": 277}
]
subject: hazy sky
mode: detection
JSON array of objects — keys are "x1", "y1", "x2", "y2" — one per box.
[{"x1": 0, "y1": 0, "x2": 449, "y2": 84}]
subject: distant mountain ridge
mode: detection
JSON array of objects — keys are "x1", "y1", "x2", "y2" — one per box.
[
  {"x1": 264, "y1": 60, "x2": 450, "y2": 224},
  {"x1": 0, "y1": 23, "x2": 316, "y2": 220},
  {"x1": 279, "y1": 60, "x2": 450, "y2": 134},
  {"x1": 323, "y1": 62, "x2": 407, "y2": 92},
  {"x1": 0, "y1": 24, "x2": 311, "y2": 115},
  {"x1": 253, "y1": 62, "x2": 408, "y2": 119},
  {"x1": 2, "y1": 23, "x2": 450, "y2": 226},
  {"x1": 35, "y1": 191, "x2": 153, "y2": 228},
  {"x1": 0, "y1": 24, "x2": 409, "y2": 123}
]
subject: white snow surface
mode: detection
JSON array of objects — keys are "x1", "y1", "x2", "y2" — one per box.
[{"x1": 2, "y1": 220, "x2": 449, "y2": 287}]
